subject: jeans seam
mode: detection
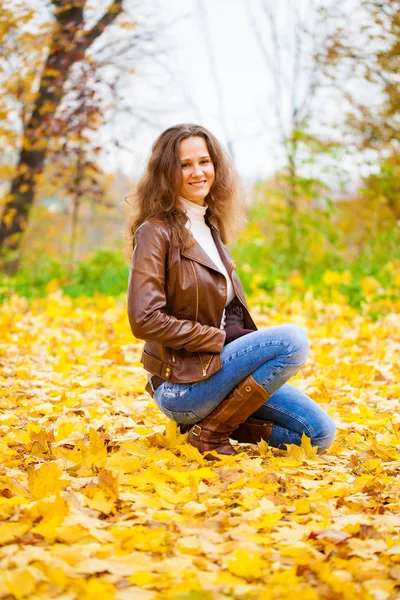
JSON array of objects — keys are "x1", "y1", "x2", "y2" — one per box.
[
  {"x1": 262, "y1": 364, "x2": 301, "y2": 385},
  {"x1": 221, "y1": 340, "x2": 291, "y2": 367},
  {"x1": 273, "y1": 424, "x2": 301, "y2": 439},
  {"x1": 261, "y1": 367, "x2": 281, "y2": 383},
  {"x1": 266, "y1": 403, "x2": 314, "y2": 437}
]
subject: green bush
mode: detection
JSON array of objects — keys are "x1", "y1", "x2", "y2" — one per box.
[
  {"x1": 63, "y1": 249, "x2": 129, "y2": 297},
  {"x1": 0, "y1": 256, "x2": 64, "y2": 302},
  {"x1": 0, "y1": 249, "x2": 130, "y2": 302}
]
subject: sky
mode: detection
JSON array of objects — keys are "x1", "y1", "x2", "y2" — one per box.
[{"x1": 97, "y1": 0, "x2": 370, "y2": 191}]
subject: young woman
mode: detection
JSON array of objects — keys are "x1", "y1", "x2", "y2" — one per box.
[{"x1": 127, "y1": 124, "x2": 336, "y2": 461}]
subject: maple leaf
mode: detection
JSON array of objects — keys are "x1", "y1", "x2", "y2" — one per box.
[
  {"x1": 152, "y1": 420, "x2": 188, "y2": 449},
  {"x1": 257, "y1": 438, "x2": 269, "y2": 457},
  {"x1": 88, "y1": 427, "x2": 107, "y2": 467},
  {"x1": 4, "y1": 568, "x2": 38, "y2": 600},
  {"x1": 300, "y1": 432, "x2": 319, "y2": 458},
  {"x1": 226, "y1": 548, "x2": 265, "y2": 580},
  {"x1": 27, "y1": 462, "x2": 69, "y2": 499},
  {"x1": 286, "y1": 433, "x2": 318, "y2": 459},
  {"x1": 105, "y1": 451, "x2": 141, "y2": 474}
]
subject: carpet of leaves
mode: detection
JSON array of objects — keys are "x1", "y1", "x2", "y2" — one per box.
[{"x1": 0, "y1": 292, "x2": 399, "y2": 600}]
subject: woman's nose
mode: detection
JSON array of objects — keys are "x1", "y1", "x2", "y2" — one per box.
[{"x1": 191, "y1": 163, "x2": 203, "y2": 177}]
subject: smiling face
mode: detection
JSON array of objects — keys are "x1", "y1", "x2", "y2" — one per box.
[{"x1": 178, "y1": 136, "x2": 215, "y2": 206}]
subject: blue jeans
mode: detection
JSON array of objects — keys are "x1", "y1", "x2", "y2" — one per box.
[{"x1": 153, "y1": 325, "x2": 336, "y2": 453}]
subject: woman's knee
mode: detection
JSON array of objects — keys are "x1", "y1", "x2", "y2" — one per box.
[
  {"x1": 280, "y1": 324, "x2": 310, "y2": 365},
  {"x1": 311, "y1": 417, "x2": 337, "y2": 453}
]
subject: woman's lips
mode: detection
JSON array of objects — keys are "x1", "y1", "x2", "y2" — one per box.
[{"x1": 189, "y1": 181, "x2": 206, "y2": 187}]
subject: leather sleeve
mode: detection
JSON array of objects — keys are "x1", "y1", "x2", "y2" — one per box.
[{"x1": 127, "y1": 220, "x2": 226, "y2": 353}]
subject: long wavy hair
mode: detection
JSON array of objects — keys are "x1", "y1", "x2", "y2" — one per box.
[{"x1": 125, "y1": 123, "x2": 247, "y2": 258}]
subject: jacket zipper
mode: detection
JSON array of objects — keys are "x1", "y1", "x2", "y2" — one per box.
[
  {"x1": 190, "y1": 260, "x2": 199, "y2": 320},
  {"x1": 190, "y1": 260, "x2": 212, "y2": 377},
  {"x1": 200, "y1": 354, "x2": 213, "y2": 377}
]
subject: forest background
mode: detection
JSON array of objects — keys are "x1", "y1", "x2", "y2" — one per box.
[{"x1": 0, "y1": 0, "x2": 398, "y2": 315}]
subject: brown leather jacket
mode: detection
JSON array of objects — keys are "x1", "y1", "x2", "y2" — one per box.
[{"x1": 127, "y1": 217, "x2": 258, "y2": 383}]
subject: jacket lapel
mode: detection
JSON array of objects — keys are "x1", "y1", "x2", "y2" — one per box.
[
  {"x1": 181, "y1": 238, "x2": 220, "y2": 273},
  {"x1": 180, "y1": 219, "x2": 235, "y2": 275},
  {"x1": 208, "y1": 221, "x2": 235, "y2": 275}
]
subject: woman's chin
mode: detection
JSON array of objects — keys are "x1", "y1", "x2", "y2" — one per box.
[{"x1": 184, "y1": 192, "x2": 208, "y2": 204}]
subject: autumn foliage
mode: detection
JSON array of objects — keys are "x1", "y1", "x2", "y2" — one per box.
[{"x1": 0, "y1": 292, "x2": 399, "y2": 599}]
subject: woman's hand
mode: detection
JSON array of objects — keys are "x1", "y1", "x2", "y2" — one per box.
[{"x1": 224, "y1": 325, "x2": 253, "y2": 345}]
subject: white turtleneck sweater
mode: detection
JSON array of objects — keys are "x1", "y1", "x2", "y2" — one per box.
[{"x1": 178, "y1": 196, "x2": 235, "y2": 328}]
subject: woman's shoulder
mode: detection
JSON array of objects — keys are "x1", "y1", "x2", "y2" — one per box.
[
  {"x1": 135, "y1": 217, "x2": 170, "y2": 236},
  {"x1": 134, "y1": 218, "x2": 172, "y2": 249}
]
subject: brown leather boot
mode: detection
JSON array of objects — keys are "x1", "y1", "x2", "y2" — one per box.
[
  {"x1": 230, "y1": 417, "x2": 274, "y2": 444},
  {"x1": 186, "y1": 374, "x2": 271, "y2": 460},
  {"x1": 179, "y1": 418, "x2": 274, "y2": 444}
]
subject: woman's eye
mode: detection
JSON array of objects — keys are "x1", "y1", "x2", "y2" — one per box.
[{"x1": 181, "y1": 160, "x2": 210, "y2": 168}]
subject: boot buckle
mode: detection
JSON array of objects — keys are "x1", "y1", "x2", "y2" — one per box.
[{"x1": 191, "y1": 424, "x2": 202, "y2": 437}]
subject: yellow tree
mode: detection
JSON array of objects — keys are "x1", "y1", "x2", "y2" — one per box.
[{"x1": 0, "y1": 0, "x2": 124, "y2": 271}]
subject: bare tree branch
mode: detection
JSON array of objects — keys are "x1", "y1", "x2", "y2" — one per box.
[{"x1": 79, "y1": 0, "x2": 123, "y2": 53}]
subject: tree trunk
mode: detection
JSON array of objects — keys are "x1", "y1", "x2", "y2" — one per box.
[
  {"x1": 68, "y1": 150, "x2": 84, "y2": 275},
  {"x1": 0, "y1": 0, "x2": 123, "y2": 273},
  {"x1": 0, "y1": 148, "x2": 46, "y2": 271}
]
